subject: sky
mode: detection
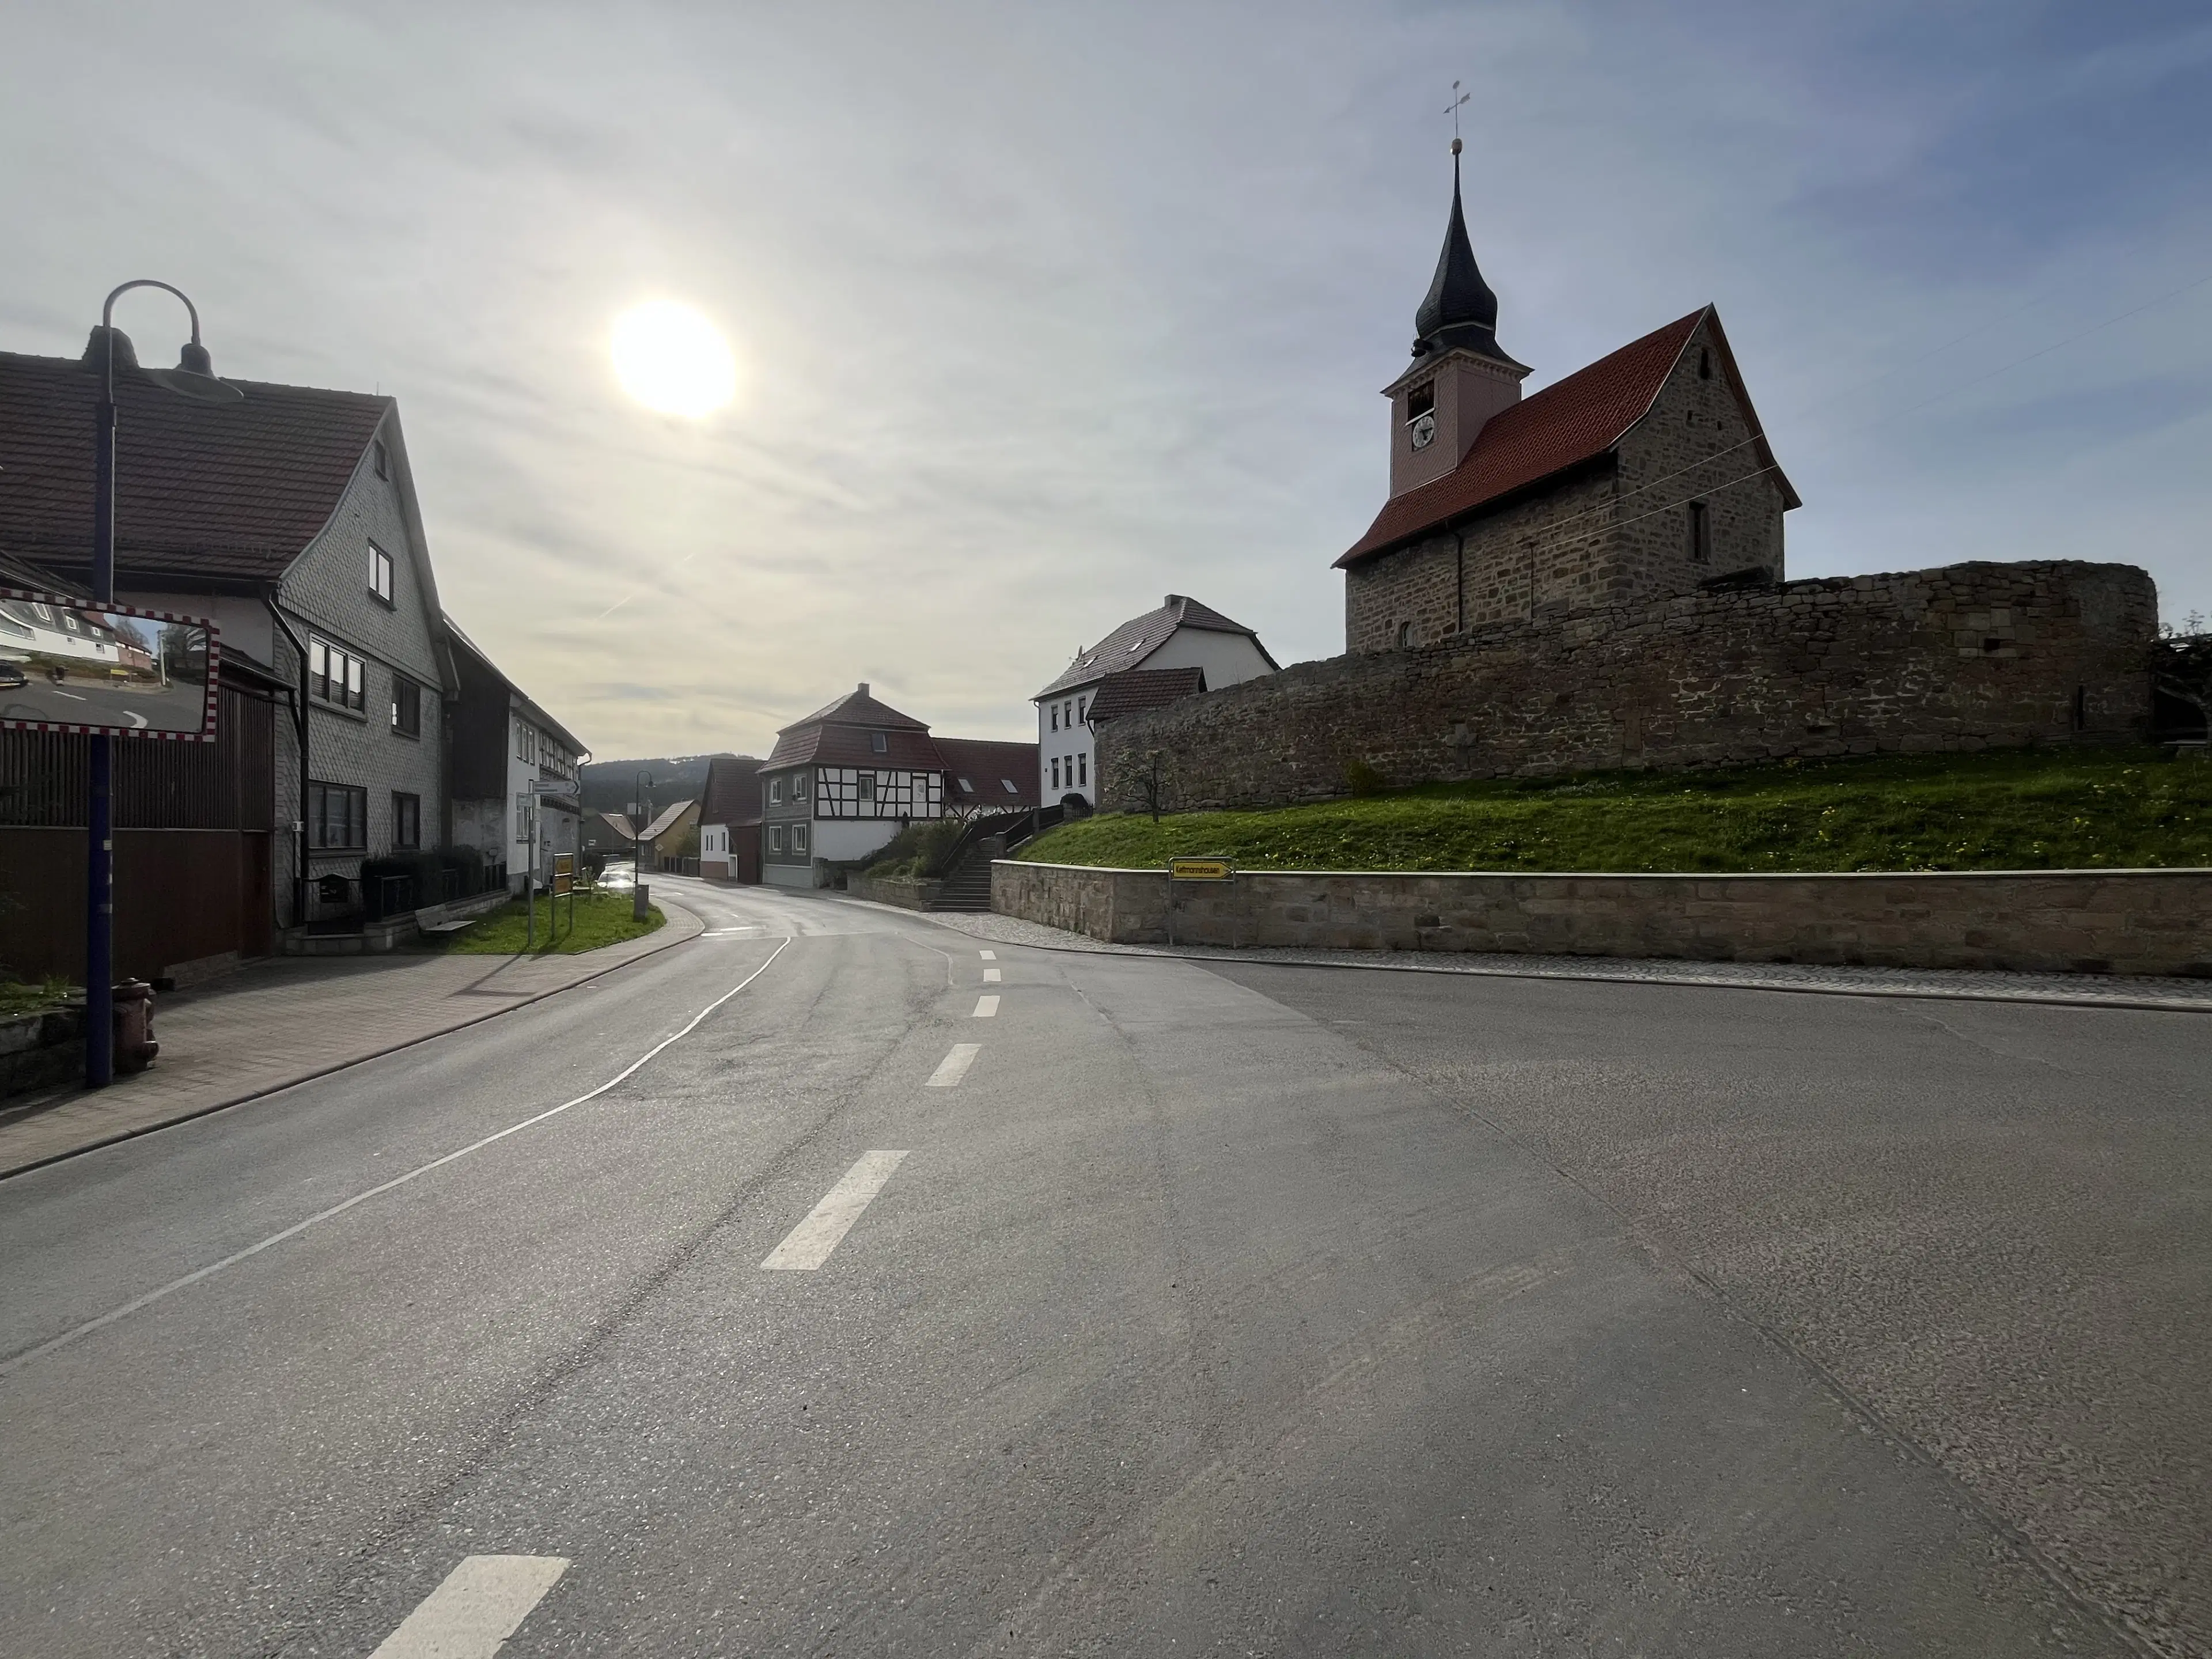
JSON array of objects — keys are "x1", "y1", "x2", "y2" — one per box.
[{"x1": 5, "y1": 1, "x2": 2209, "y2": 759}]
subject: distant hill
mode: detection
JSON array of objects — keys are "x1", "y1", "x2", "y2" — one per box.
[{"x1": 579, "y1": 754, "x2": 752, "y2": 817}]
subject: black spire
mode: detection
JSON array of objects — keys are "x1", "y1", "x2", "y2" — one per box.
[{"x1": 1412, "y1": 148, "x2": 1507, "y2": 362}]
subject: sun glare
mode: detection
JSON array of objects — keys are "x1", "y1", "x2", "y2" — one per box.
[{"x1": 611, "y1": 299, "x2": 737, "y2": 418}]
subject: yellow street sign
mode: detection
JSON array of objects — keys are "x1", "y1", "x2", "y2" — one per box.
[
  {"x1": 1167, "y1": 857, "x2": 1233, "y2": 881},
  {"x1": 553, "y1": 853, "x2": 575, "y2": 896}
]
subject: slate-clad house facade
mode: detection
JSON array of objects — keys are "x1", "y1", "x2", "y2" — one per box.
[{"x1": 0, "y1": 327, "x2": 586, "y2": 973}]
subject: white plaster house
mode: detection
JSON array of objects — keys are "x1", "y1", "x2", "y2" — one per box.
[{"x1": 1032, "y1": 595, "x2": 1278, "y2": 808}]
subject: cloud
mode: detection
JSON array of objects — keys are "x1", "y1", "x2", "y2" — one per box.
[{"x1": 3, "y1": 0, "x2": 2207, "y2": 757}]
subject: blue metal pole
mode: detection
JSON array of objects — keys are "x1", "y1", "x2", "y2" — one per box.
[{"x1": 86, "y1": 356, "x2": 117, "y2": 1088}]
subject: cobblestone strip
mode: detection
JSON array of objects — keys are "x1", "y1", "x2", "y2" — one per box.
[{"x1": 0, "y1": 899, "x2": 706, "y2": 1179}]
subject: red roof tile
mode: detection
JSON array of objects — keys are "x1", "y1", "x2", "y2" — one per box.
[
  {"x1": 698, "y1": 755, "x2": 766, "y2": 826},
  {"x1": 1035, "y1": 595, "x2": 1274, "y2": 698},
  {"x1": 0, "y1": 344, "x2": 391, "y2": 585},
  {"x1": 1338, "y1": 306, "x2": 1792, "y2": 567},
  {"x1": 1086, "y1": 666, "x2": 1206, "y2": 721},
  {"x1": 936, "y1": 738, "x2": 1040, "y2": 809}
]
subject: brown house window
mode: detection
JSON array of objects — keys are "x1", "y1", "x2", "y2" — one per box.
[
  {"x1": 392, "y1": 791, "x2": 421, "y2": 849},
  {"x1": 391, "y1": 676, "x2": 421, "y2": 737},
  {"x1": 1687, "y1": 501, "x2": 1711, "y2": 564},
  {"x1": 309, "y1": 638, "x2": 366, "y2": 712},
  {"x1": 308, "y1": 781, "x2": 367, "y2": 850}
]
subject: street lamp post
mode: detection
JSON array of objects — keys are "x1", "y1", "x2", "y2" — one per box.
[
  {"x1": 634, "y1": 771, "x2": 654, "y2": 922},
  {"x1": 85, "y1": 282, "x2": 241, "y2": 1089}
]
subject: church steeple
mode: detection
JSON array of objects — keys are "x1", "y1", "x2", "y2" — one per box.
[{"x1": 1412, "y1": 144, "x2": 1509, "y2": 365}]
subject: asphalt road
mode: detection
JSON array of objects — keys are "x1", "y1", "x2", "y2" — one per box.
[
  {"x1": 0, "y1": 671, "x2": 199, "y2": 730},
  {"x1": 0, "y1": 877, "x2": 2201, "y2": 1657}
]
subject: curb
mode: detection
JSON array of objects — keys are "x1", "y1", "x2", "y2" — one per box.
[
  {"x1": 0, "y1": 897, "x2": 710, "y2": 1183},
  {"x1": 813, "y1": 892, "x2": 2212, "y2": 1016}
]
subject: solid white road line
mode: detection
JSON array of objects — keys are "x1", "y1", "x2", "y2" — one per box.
[
  {"x1": 369, "y1": 1555, "x2": 570, "y2": 1658},
  {"x1": 760, "y1": 1151, "x2": 910, "y2": 1270},
  {"x1": 982, "y1": 967, "x2": 1002, "y2": 983},
  {"x1": 927, "y1": 1043, "x2": 981, "y2": 1088},
  {"x1": 979, "y1": 950, "x2": 995, "y2": 960},
  {"x1": 0, "y1": 939, "x2": 793, "y2": 1382},
  {"x1": 973, "y1": 995, "x2": 999, "y2": 1017}
]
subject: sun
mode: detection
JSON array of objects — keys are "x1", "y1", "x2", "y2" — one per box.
[{"x1": 611, "y1": 299, "x2": 737, "y2": 418}]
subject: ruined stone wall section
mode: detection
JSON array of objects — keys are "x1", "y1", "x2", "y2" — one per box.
[
  {"x1": 1613, "y1": 313, "x2": 1788, "y2": 594},
  {"x1": 1102, "y1": 561, "x2": 2157, "y2": 812}
]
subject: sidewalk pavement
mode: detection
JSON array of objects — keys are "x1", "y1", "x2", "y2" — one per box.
[
  {"x1": 0, "y1": 897, "x2": 704, "y2": 1179},
  {"x1": 830, "y1": 895, "x2": 2212, "y2": 1014}
]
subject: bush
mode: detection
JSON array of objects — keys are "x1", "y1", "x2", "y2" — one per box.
[
  {"x1": 865, "y1": 818, "x2": 964, "y2": 878},
  {"x1": 1344, "y1": 757, "x2": 1387, "y2": 797}
]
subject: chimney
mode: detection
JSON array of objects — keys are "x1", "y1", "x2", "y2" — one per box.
[{"x1": 857, "y1": 681, "x2": 869, "y2": 696}]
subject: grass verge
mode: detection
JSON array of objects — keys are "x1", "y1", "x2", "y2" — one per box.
[
  {"x1": 1021, "y1": 747, "x2": 2212, "y2": 874},
  {"x1": 433, "y1": 888, "x2": 666, "y2": 955},
  {"x1": 0, "y1": 977, "x2": 73, "y2": 1017}
]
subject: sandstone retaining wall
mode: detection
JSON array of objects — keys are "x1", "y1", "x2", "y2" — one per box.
[
  {"x1": 1100, "y1": 560, "x2": 2156, "y2": 810},
  {"x1": 993, "y1": 859, "x2": 2212, "y2": 977}
]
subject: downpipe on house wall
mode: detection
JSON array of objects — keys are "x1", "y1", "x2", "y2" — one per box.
[{"x1": 262, "y1": 591, "x2": 311, "y2": 928}]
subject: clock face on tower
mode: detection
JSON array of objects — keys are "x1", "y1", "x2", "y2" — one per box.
[{"x1": 1409, "y1": 411, "x2": 1437, "y2": 450}]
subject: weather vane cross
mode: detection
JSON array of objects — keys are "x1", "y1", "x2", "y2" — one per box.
[{"x1": 1445, "y1": 79, "x2": 1469, "y2": 154}]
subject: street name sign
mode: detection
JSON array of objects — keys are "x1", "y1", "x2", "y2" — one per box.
[{"x1": 1167, "y1": 857, "x2": 1234, "y2": 881}]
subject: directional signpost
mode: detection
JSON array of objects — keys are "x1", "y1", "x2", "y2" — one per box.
[{"x1": 1165, "y1": 855, "x2": 1236, "y2": 948}]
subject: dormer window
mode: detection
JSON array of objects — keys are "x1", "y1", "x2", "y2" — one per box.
[{"x1": 870, "y1": 732, "x2": 887, "y2": 753}]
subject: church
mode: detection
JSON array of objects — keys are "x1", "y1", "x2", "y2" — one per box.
[{"x1": 1336, "y1": 145, "x2": 1800, "y2": 653}]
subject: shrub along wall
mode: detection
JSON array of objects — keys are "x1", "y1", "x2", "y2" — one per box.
[
  {"x1": 991, "y1": 859, "x2": 2212, "y2": 978},
  {"x1": 1094, "y1": 561, "x2": 2157, "y2": 812}
]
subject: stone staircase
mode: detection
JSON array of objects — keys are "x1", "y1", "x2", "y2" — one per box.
[{"x1": 927, "y1": 843, "x2": 998, "y2": 912}]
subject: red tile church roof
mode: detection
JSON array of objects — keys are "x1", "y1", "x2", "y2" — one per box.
[{"x1": 1336, "y1": 306, "x2": 1796, "y2": 569}]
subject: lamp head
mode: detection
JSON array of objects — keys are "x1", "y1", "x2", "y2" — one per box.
[{"x1": 143, "y1": 339, "x2": 243, "y2": 404}]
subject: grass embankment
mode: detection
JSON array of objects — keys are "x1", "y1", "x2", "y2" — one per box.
[
  {"x1": 1021, "y1": 747, "x2": 2212, "y2": 874},
  {"x1": 0, "y1": 977, "x2": 72, "y2": 1017},
  {"x1": 434, "y1": 888, "x2": 666, "y2": 955}
]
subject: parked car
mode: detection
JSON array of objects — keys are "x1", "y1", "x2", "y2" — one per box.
[{"x1": 0, "y1": 661, "x2": 27, "y2": 689}]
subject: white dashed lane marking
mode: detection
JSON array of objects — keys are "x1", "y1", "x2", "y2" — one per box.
[
  {"x1": 979, "y1": 950, "x2": 995, "y2": 960},
  {"x1": 927, "y1": 1043, "x2": 981, "y2": 1088},
  {"x1": 369, "y1": 1555, "x2": 569, "y2": 1658},
  {"x1": 982, "y1": 968, "x2": 1001, "y2": 983},
  {"x1": 760, "y1": 1151, "x2": 911, "y2": 1270},
  {"x1": 973, "y1": 995, "x2": 999, "y2": 1017}
]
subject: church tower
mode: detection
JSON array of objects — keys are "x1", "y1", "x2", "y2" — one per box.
[{"x1": 1384, "y1": 142, "x2": 1530, "y2": 499}]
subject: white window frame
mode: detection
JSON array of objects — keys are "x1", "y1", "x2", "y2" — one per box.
[{"x1": 368, "y1": 541, "x2": 394, "y2": 605}]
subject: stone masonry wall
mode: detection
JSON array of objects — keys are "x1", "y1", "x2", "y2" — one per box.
[
  {"x1": 992, "y1": 860, "x2": 2212, "y2": 977},
  {"x1": 1100, "y1": 560, "x2": 2157, "y2": 810},
  {"x1": 1344, "y1": 313, "x2": 1790, "y2": 656}
]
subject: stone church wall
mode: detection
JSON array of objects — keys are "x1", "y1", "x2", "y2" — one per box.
[
  {"x1": 1343, "y1": 313, "x2": 1792, "y2": 656},
  {"x1": 1097, "y1": 560, "x2": 2157, "y2": 812}
]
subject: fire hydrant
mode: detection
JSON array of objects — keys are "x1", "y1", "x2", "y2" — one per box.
[{"x1": 112, "y1": 979, "x2": 158, "y2": 1074}]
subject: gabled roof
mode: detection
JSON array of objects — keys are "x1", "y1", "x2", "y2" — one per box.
[
  {"x1": 0, "y1": 339, "x2": 393, "y2": 585},
  {"x1": 778, "y1": 683, "x2": 929, "y2": 734},
  {"x1": 937, "y1": 738, "x2": 1041, "y2": 810},
  {"x1": 1035, "y1": 594, "x2": 1275, "y2": 698},
  {"x1": 764, "y1": 683, "x2": 945, "y2": 771},
  {"x1": 442, "y1": 614, "x2": 589, "y2": 759},
  {"x1": 698, "y1": 755, "x2": 765, "y2": 827},
  {"x1": 1086, "y1": 666, "x2": 1206, "y2": 722},
  {"x1": 1337, "y1": 306, "x2": 1797, "y2": 569}
]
